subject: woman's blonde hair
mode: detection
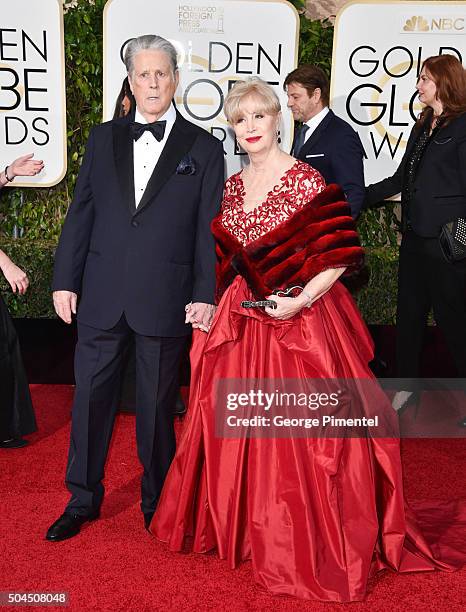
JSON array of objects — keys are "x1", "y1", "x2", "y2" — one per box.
[{"x1": 224, "y1": 78, "x2": 281, "y2": 123}]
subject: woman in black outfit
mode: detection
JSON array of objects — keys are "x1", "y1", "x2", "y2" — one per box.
[
  {"x1": 0, "y1": 154, "x2": 43, "y2": 447},
  {"x1": 365, "y1": 55, "x2": 466, "y2": 423}
]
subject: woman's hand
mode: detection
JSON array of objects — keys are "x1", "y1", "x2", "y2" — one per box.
[
  {"x1": 264, "y1": 293, "x2": 309, "y2": 320},
  {"x1": 264, "y1": 269, "x2": 345, "y2": 320},
  {"x1": 2, "y1": 261, "x2": 29, "y2": 294},
  {"x1": 8, "y1": 153, "x2": 44, "y2": 178}
]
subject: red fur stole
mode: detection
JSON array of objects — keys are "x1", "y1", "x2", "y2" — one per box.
[{"x1": 211, "y1": 184, "x2": 364, "y2": 302}]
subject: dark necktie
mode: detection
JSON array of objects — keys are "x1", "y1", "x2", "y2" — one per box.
[
  {"x1": 292, "y1": 124, "x2": 309, "y2": 156},
  {"x1": 131, "y1": 120, "x2": 166, "y2": 142}
]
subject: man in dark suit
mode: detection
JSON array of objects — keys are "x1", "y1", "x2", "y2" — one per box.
[
  {"x1": 284, "y1": 65, "x2": 365, "y2": 218},
  {"x1": 45, "y1": 35, "x2": 224, "y2": 541}
]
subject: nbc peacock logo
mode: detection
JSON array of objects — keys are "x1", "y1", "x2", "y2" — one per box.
[{"x1": 403, "y1": 16, "x2": 430, "y2": 32}]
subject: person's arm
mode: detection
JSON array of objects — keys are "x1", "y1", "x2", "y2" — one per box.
[
  {"x1": 364, "y1": 124, "x2": 417, "y2": 209},
  {"x1": 186, "y1": 139, "x2": 225, "y2": 331},
  {"x1": 0, "y1": 249, "x2": 29, "y2": 294},
  {"x1": 331, "y1": 129, "x2": 365, "y2": 219},
  {"x1": 52, "y1": 129, "x2": 96, "y2": 323},
  {"x1": 0, "y1": 153, "x2": 44, "y2": 188},
  {"x1": 0, "y1": 168, "x2": 11, "y2": 188},
  {"x1": 364, "y1": 160, "x2": 404, "y2": 209}
]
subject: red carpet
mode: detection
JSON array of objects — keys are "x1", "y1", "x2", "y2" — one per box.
[{"x1": 0, "y1": 385, "x2": 465, "y2": 611}]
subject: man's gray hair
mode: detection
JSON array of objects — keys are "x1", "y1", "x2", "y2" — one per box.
[{"x1": 124, "y1": 35, "x2": 178, "y2": 77}]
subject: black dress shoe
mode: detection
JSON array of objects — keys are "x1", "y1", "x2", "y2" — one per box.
[
  {"x1": 144, "y1": 511, "x2": 154, "y2": 531},
  {"x1": 458, "y1": 416, "x2": 466, "y2": 428},
  {"x1": 173, "y1": 392, "x2": 186, "y2": 416},
  {"x1": 0, "y1": 438, "x2": 28, "y2": 449},
  {"x1": 45, "y1": 511, "x2": 99, "y2": 542}
]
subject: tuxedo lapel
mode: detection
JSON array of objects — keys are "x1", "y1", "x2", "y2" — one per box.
[
  {"x1": 112, "y1": 114, "x2": 136, "y2": 213},
  {"x1": 134, "y1": 112, "x2": 198, "y2": 216},
  {"x1": 300, "y1": 110, "x2": 334, "y2": 156}
]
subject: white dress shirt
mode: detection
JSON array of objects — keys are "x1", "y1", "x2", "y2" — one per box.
[
  {"x1": 302, "y1": 106, "x2": 330, "y2": 145},
  {"x1": 133, "y1": 104, "x2": 176, "y2": 208}
]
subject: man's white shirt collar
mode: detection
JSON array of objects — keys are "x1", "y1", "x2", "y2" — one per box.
[
  {"x1": 134, "y1": 104, "x2": 177, "y2": 126},
  {"x1": 303, "y1": 106, "x2": 330, "y2": 142}
]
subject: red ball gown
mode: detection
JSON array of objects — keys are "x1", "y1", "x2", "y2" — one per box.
[{"x1": 151, "y1": 161, "x2": 464, "y2": 602}]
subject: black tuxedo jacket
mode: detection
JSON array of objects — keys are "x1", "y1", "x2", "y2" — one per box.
[
  {"x1": 53, "y1": 110, "x2": 225, "y2": 336},
  {"x1": 365, "y1": 113, "x2": 466, "y2": 237},
  {"x1": 292, "y1": 109, "x2": 365, "y2": 218}
]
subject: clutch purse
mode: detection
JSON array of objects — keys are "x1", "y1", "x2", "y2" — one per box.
[
  {"x1": 439, "y1": 218, "x2": 466, "y2": 262},
  {"x1": 241, "y1": 300, "x2": 277, "y2": 309}
]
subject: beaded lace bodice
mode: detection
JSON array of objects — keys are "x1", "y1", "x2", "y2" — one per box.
[{"x1": 220, "y1": 160, "x2": 325, "y2": 246}]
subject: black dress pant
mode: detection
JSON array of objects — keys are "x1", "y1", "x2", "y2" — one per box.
[
  {"x1": 396, "y1": 230, "x2": 466, "y2": 384},
  {"x1": 65, "y1": 314, "x2": 186, "y2": 516}
]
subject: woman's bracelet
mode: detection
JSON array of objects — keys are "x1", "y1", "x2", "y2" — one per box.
[
  {"x1": 301, "y1": 289, "x2": 313, "y2": 307},
  {"x1": 3, "y1": 166, "x2": 13, "y2": 183}
]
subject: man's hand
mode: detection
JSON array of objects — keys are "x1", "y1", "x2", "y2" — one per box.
[
  {"x1": 2, "y1": 262, "x2": 29, "y2": 294},
  {"x1": 53, "y1": 290, "x2": 77, "y2": 324},
  {"x1": 185, "y1": 302, "x2": 216, "y2": 332}
]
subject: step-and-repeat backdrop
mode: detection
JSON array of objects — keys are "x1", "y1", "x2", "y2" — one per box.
[
  {"x1": 1, "y1": 1, "x2": 465, "y2": 187},
  {"x1": 332, "y1": 1, "x2": 466, "y2": 186}
]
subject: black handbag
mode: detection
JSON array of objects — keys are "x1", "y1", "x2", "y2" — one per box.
[{"x1": 439, "y1": 218, "x2": 466, "y2": 262}]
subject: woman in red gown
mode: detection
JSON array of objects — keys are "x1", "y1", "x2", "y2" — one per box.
[{"x1": 151, "y1": 79, "x2": 464, "y2": 601}]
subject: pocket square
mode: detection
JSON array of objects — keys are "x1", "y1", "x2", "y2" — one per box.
[
  {"x1": 306, "y1": 153, "x2": 325, "y2": 158},
  {"x1": 176, "y1": 154, "x2": 197, "y2": 175}
]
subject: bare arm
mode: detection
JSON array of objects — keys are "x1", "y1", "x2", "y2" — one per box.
[
  {"x1": 0, "y1": 154, "x2": 44, "y2": 188},
  {"x1": 0, "y1": 249, "x2": 29, "y2": 294}
]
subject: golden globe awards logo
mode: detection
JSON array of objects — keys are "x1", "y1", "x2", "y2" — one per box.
[
  {"x1": 403, "y1": 15, "x2": 465, "y2": 33},
  {"x1": 175, "y1": 39, "x2": 284, "y2": 153}
]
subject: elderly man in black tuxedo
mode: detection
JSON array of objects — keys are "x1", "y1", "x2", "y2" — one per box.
[
  {"x1": 46, "y1": 35, "x2": 224, "y2": 541},
  {"x1": 285, "y1": 65, "x2": 365, "y2": 219}
]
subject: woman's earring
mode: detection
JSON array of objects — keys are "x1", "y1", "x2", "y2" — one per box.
[{"x1": 277, "y1": 129, "x2": 281, "y2": 144}]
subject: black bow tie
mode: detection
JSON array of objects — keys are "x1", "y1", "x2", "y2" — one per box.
[{"x1": 131, "y1": 120, "x2": 166, "y2": 142}]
